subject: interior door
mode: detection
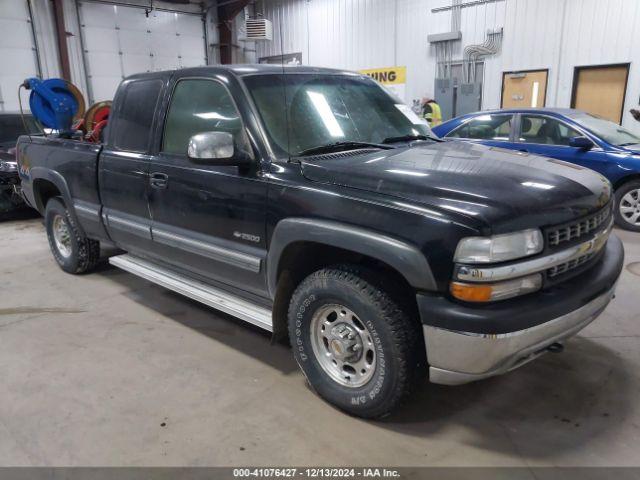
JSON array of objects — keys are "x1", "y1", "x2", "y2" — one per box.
[
  {"x1": 147, "y1": 77, "x2": 269, "y2": 297},
  {"x1": 572, "y1": 64, "x2": 629, "y2": 124},
  {"x1": 100, "y1": 77, "x2": 164, "y2": 255},
  {"x1": 515, "y1": 114, "x2": 609, "y2": 174},
  {"x1": 501, "y1": 70, "x2": 548, "y2": 109}
]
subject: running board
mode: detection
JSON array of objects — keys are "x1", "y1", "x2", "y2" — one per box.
[{"x1": 109, "y1": 254, "x2": 273, "y2": 331}]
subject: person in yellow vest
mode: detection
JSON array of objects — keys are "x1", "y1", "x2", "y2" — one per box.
[{"x1": 421, "y1": 96, "x2": 442, "y2": 127}]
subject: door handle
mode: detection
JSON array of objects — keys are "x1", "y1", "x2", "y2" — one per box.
[{"x1": 150, "y1": 172, "x2": 168, "y2": 189}]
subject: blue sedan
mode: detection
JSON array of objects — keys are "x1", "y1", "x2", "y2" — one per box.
[{"x1": 432, "y1": 108, "x2": 640, "y2": 231}]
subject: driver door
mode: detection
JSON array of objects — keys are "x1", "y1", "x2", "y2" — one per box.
[
  {"x1": 515, "y1": 114, "x2": 609, "y2": 174},
  {"x1": 147, "y1": 77, "x2": 269, "y2": 297}
]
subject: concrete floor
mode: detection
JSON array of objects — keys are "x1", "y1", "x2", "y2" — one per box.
[{"x1": 1, "y1": 215, "x2": 639, "y2": 467}]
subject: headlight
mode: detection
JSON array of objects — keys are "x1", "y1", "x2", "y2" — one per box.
[
  {"x1": 450, "y1": 273, "x2": 542, "y2": 303},
  {"x1": 454, "y1": 228, "x2": 543, "y2": 264},
  {"x1": 0, "y1": 161, "x2": 18, "y2": 172}
]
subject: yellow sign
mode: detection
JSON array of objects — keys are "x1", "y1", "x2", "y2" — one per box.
[{"x1": 359, "y1": 66, "x2": 406, "y2": 85}]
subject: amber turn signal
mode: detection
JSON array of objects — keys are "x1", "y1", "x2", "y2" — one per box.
[
  {"x1": 450, "y1": 282, "x2": 493, "y2": 302},
  {"x1": 450, "y1": 274, "x2": 543, "y2": 303}
]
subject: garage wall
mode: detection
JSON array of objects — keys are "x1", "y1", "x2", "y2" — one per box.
[
  {"x1": 0, "y1": 0, "x2": 61, "y2": 112},
  {"x1": 1, "y1": 0, "x2": 213, "y2": 111},
  {"x1": 257, "y1": 0, "x2": 640, "y2": 133}
]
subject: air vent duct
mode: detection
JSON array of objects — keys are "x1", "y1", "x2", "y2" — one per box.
[{"x1": 240, "y1": 18, "x2": 273, "y2": 42}]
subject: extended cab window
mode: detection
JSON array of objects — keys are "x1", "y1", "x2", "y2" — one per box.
[
  {"x1": 448, "y1": 115, "x2": 513, "y2": 140},
  {"x1": 518, "y1": 115, "x2": 581, "y2": 146},
  {"x1": 162, "y1": 79, "x2": 252, "y2": 157},
  {"x1": 112, "y1": 79, "x2": 163, "y2": 152}
]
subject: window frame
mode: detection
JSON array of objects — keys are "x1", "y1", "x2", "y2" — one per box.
[
  {"x1": 159, "y1": 75, "x2": 254, "y2": 159},
  {"x1": 111, "y1": 78, "x2": 165, "y2": 154},
  {"x1": 445, "y1": 113, "x2": 516, "y2": 142},
  {"x1": 514, "y1": 113, "x2": 601, "y2": 149}
]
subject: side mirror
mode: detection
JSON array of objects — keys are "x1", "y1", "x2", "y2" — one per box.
[
  {"x1": 188, "y1": 131, "x2": 241, "y2": 164},
  {"x1": 569, "y1": 136, "x2": 594, "y2": 150}
]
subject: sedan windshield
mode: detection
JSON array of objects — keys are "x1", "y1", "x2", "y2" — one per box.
[
  {"x1": 243, "y1": 74, "x2": 434, "y2": 157},
  {"x1": 573, "y1": 113, "x2": 640, "y2": 147},
  {"x1": 0, "y1": 115, "x2": 40, "y2": 145}
]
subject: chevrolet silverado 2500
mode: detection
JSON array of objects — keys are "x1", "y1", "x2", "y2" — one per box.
[{"x1": 17, "y1": 65, "x2": 624, "y2": 418}]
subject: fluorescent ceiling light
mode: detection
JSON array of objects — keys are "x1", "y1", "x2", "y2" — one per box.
[
  {"x1": 195, "y1": 112, "x2": 235, "y2": 121},
  {"x1": 307, "y1": 91, "x2": 344, "y2": 137},
  {"x1": 522, "y1": 181, "x2": 554, "y2": 190},
  {"x1": 386, "y1": 169, "x2": 429, "y2": 177}
]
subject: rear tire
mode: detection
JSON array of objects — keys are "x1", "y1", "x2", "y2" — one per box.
[
  {"x1": 614, "y1": 181, "x2": 640, "y2": 232},
  {"x1": 288, "y1": 266, "x2": 425, "y2": 419},
  {"x1": 45, "y1": 197, "x2": 100, "y2": 274}
]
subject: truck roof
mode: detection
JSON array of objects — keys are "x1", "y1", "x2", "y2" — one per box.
[{"x1": 124, "y1": 64, "x2": 360, "y2": 82}]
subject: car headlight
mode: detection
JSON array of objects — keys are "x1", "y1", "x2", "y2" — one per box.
[
  {"x1": 454, "y1": 228, "x2": 544, "y2": 264},
  {"x1": 0, "y1": 161, "x2": 18, "y2": 172}
]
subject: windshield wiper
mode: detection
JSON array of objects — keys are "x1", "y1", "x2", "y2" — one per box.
[
  {"x1": 382, "y1": 134, "x2": 440, "y2": 144},
  {"x1": 617, "y1": 142, "x2": 639, "y2": 147},
  {"x1": 296, "y1": 141, "x2": 392, "y2": 157}
]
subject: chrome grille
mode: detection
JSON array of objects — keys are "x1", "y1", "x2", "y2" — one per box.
[
  {"x1": 547, "y1": 252, "x2": 596, "y2": 278},
  {"x1": 547, "y1": 204, "x2": 611, "y2": 247}
]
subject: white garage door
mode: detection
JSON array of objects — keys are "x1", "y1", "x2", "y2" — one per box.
[
  {"x1": 0, "y1": 0, "x2": 40, "y2": 112},
  {"x1": 77, "y1": 1, "x2": 207, "y2": 103}
]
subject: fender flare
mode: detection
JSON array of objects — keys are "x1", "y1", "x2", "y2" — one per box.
[
  {"x1": 29, "y1": 167, "x2": 84, "y2": 234},
  {"x1": 266, "y1": 218, "x2": 437, "y2": 297}
]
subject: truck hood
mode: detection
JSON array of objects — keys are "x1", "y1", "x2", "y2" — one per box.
[{"x1": 300, "y1": 141, "x2": 612, "y2": 233}]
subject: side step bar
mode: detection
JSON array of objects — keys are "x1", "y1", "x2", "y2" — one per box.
[{"x1": 109, "y1": 254, "x2": 273, "y2": 331}]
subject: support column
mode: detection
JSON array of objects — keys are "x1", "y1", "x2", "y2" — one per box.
[
  {"x1": 217, "y1": 0, "x2": 250, "y2": 64},
  {"x1": 51, "y1": 0, "x2": 72, "y2": 81}
]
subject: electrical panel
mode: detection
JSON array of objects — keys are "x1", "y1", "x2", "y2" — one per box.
[
  {"x1": 456, "y1": 82, "x2": 483, "y2": 117},
  {"x1": 434, "y1": 78, "x2": 455, "y2": 122}
]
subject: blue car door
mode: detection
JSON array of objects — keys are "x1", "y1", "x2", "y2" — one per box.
[{"x1": 515, "y1": 114, "x2": 610, "y2": 176}]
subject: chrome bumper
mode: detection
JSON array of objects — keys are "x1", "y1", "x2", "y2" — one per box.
[{"x1": 425, "y1": 283, "x2": 617, "y2": 385}]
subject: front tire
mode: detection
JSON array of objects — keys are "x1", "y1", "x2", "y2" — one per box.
[
  {"x1": 45, "y1": 197, "x2": 100, "y2": 274},
  {"x1": 288, "y1": 266, "x2": 425, "y2": 419},
  {"x1": 614, "y1": 181, "x2": 640, "y2": 232}
]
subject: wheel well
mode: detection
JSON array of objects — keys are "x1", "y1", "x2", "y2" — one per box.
[
  {"x1": 613, "y1": 174, "x2": 640, "y2": 191},
  {"x1": 33, "y1": 179, "x2": 62, "y2": 213},
  {"x1": 271, "y1": 241, "x2": 419, "y2": 342}
]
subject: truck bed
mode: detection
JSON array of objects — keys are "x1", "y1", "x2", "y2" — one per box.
[{"x1": 18, "y1": 135, "x2": 104, "y2": 238}]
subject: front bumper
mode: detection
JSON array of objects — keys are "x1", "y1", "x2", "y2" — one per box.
[{"x1": 419, "y1": 234, "x2": 624, "y2": 385}]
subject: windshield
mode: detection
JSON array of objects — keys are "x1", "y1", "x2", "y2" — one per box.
[
  {"x1": 0, "y1": 115, "x2": 40, "y2": 145},
  {"x1": 243, "y1": 74, "x2": 434, "y2": 157},
  {"x1": 573, "y1": 113, "x2": 640, "y2": 147}
]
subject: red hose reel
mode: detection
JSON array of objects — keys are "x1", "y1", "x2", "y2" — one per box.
[{"x1": 83, "y1": 101, "x2": 111, "y2": 143}]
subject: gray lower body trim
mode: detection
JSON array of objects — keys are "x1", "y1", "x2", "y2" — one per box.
[
  {"x1": 105, "y1": 214, "x2": 151, "y2": 239},
  {"x1": 109, "y1": 254, "x2": 272, "y2": 331},
  {"x1": 425, "y1": 282, "x2": 617, "y2": 385},
  {"x1": 152, "y1": 228, "x2": 261, "y2": 273},
  {"x1": 73, "y1": 201, "x2": 100, "y2": 220}
]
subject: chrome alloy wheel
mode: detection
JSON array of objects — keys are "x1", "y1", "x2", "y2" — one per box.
[
  {"x1": 620, "y1": 188, "x2": 640, "y2": 226},
  {"x1": 52, "y1": 214, "x2": 72, "y2": 258},
  {"x1": 310, "y1": 304, "x2": 376, "y2": 388}
]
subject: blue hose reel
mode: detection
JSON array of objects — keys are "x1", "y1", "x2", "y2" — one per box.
[{"x1": 22, "y1": 77, "x2": 85, "y2": 134}]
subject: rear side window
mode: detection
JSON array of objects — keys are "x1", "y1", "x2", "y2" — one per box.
[
  {"x1": 448, "y1": 115, "x2": 513, "y2": 141},
  {"x1": 112, "y1": 79, "x2": 163, "y2": 152}
]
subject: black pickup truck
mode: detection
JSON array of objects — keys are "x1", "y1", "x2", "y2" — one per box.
[{"x1": 17, "y1": 65, "x2": 624, "y2": 418}]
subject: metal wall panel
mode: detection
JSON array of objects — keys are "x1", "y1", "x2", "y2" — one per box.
[
  {"x1": 258, "y1": 0, "x2": 640, "y2": 133},
  {"x1": 0, "y1": 0, "x2": 40, "y2": 111},
  {"x1": 76, "y1": 1, "x2": 206, "y2": 103}
]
